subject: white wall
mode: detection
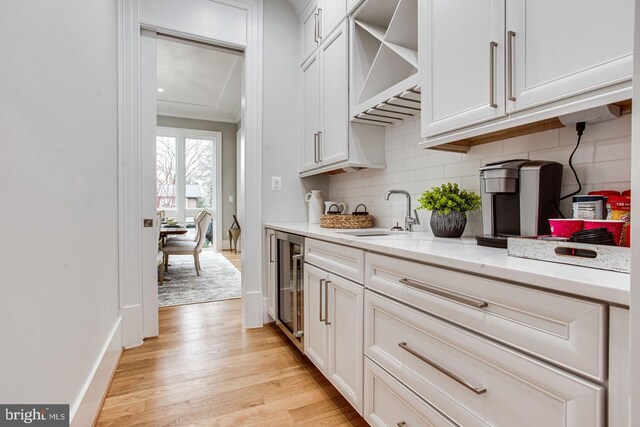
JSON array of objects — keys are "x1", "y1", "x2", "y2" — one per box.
[
  {"x1": 329, "y1": 115, "x2": 632, "y2": 235},
  {"x1": 0, "y1": 0, "x2": 120, "y2": 421},
  {"x1": 262, "y1": 0, "x2": 328, "y2": 227}
]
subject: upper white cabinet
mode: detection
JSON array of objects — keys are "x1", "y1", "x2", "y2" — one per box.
[
  {"x1": 506, "y1": 0, "x2": 634, "y2": 113},
  {"x1": 350, "y1": 0, "x2": 420, "y2": 125},
  {"x1": 320, "y1": 0, "x2": 347, "y2": 41},
  {"x1": 320, "y1": 23, "x2": 350, "y2": 166},
  {"x1": 302, "y1": 54, "x2": 321, "y2": 171},
  {"x1": 301, "y1": 22, "x2": 349, "y2": 172},
  {"x1": 300, "y1": 21, "x2": 386, "y2": 176},
  {"x1": 421, "y1": 0, "x2": 505, "y2": 137},
  {"x1": 300, "y1": 0, "x2": 347, "y2": 65},
  {"x1": 420, "y1": 0, "x2": 634, "y2": 148},
  {"x1": 301, "y1": 1, "x2": 320, "y2": 65}
]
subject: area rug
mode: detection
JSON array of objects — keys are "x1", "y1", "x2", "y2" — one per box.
[{"x1": 159, "y1": 251, "x2": 241, "y2": 307}]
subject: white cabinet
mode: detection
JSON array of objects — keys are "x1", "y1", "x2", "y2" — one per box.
[
  {"x1": 609, "y1": 307, "x2": 630, "y2": 427},
  {"x1": 364, "y1": 358, "x2": 457, "y2": 427},
  {"x1": 506, "y1": 0, "x2": 634, "y2": 113},
  {"x1": 301, "y1": 1, "x2": 319, "y2": 65},
  {"x1": 421, "y1": 0, "x2": 506, "y2": 137},
  {"x1": 301, "y1": 21, "x2": 350, "y2": 172},
  {"x1": 305, "y1": 238, "x2": 364, "y2": 284},
  {"x1": 327, "y1": 273, "x2": 363, "y2": 410},
  {"x1": 303, "y1": 262, "x2": 364, "y2": 413},
  {"x1": 303, "y1": 263, "x2": 329, "y2": 372},
  {"x1": 365, "y1": 291, "x2": 605, "y2": 427},
  {"x1": 266, "y1": 229, "x2": 276, "y2": 320},
  {"x1": 319, "y1": 23, "x2": 349, "y2": 165},
  {"x1": 420, "y1": 0, "x2": 634, "y2": 146},
  {"x1": 320, "y1": 0, "x2": 347, "y2": 41},
  {"x1": 302, "y1": 54, "x2": 321, "y2": 171}
]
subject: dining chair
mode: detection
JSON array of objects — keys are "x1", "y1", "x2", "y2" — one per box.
[
  {"x1": 156, "y1": 212, "x2": 164, "y2": 285},
  {"x1": 165, "y1": 210, "x2": 206, "y2": 244},
  {"x1": 162, "y1": 211, "x2": 212, "y2": 276}
]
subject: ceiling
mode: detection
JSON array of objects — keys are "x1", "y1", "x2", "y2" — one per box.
[
  {"x1": 156, "y1": 37, "x2": 243, "y2": 123},
  {"x1": 286, "y1": 0, "x2": 310, "y2": 17}
]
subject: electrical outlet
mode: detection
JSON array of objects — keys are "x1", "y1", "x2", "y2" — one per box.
[
  {"x1": 228, "y1": 196, "x2": 234, "y2": 203},
  {"x1": 272, "y1": 176, "x2": 282, "y2": 191}
]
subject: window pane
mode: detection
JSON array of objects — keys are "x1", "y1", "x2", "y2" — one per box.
[
  {"x1": 156, "y1": 136, "x2": 177, "y2": 209},
  {"x1": 185, "y1": 138, "x2": 215, "y2": 209}
]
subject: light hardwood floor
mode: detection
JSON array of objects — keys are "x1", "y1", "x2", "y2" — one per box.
[
  {"x1": 96, "y1": 299, "x2": 366, "y2": 426},
  {"x1": 220, "y1": 249, "x2": 241, "y2": 271}
]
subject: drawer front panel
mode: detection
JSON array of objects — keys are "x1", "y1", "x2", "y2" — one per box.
[
  {"x1": 365, "y1": 291, "x2": 605, "y2": 427},
  {"x1": 365, "y1": 252, "x2": 606, "y2": 380},
  {"x1": 306, "y1": 238, "x2": 365, "y2": 283},
  {"x1": 365, "y1": 358, "x2": 457, "y2": 427}
]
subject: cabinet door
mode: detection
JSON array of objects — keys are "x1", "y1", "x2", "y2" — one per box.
[
  {"x1": 421, "y1": 0, "x2": 505, "y2": 138},
  {"x1": 301, "y1": 2, "x2": 319, "y2": 64},
  {"x1": 267, "y1": 229, "x2": 276, "y2": 320},
  {"x1": 303, "y1": 263, "x2": 329, "y2": 373},
  {"x1": 327, "y1": 273, "x2": 364, "y2": 413},
  {"x1": 319, "y1": 0, "x2": 346, "y2": 41},
  {"x1": 506, "y1": 0, "x2": 633, "y2": 113},
  {"x1": 301, "y1": 54, "x2": 321, "y2": 172},
  {"x1": 320, "y1": 22, "x2": 349, "y2": 166}
]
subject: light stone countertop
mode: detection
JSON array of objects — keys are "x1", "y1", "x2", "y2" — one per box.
[{"x1": 265, "y1": 223, "x2": 630, "y2": 306}]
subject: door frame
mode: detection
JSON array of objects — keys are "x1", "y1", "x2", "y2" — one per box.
[
  {"x1": 117, "y1": 0, "x2": 264, "y2": 347},
  {"x1": 156, "y1": 127, "x2": 224, "y2": 251}
]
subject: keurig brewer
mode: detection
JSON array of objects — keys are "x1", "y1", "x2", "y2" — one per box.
[{"x1": 476, "y1": 159, "x2": 563, "y2": 248}]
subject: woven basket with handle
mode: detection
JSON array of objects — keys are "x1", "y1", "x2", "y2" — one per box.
[{"x1": 320, "y1": 203, "x2": 374, "y2": 229}]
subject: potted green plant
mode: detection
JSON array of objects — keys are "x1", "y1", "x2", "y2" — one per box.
[{"x1": 417, "y1": 183, "x2": 481, "y2": 237}]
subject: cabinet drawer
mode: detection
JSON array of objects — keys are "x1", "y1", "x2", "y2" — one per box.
[
  {"x1": 306, "y1": 238, "x2": 364, "y2": 283},
  {"x1": 365, "y1": 253, "x2": 606, "y2": 381},
  {"x1": 365, "y1": 291, "x2": 605, "y2": 427},
  {"x1": 364, "y1": 358, "x2": 457, "y2": 427}
]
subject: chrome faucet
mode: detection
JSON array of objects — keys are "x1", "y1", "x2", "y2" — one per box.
[{"x1": 385, "y1": 190, "x2": 420, "y2": 232}]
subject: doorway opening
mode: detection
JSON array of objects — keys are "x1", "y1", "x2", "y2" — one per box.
[{"x1": 153, "y1": 34, "x2": 244, "y2": 308}]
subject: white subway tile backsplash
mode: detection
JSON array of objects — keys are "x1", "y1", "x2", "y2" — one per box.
[{"x1": 329, "y1": 116, "x2": 631, "y2": 234}]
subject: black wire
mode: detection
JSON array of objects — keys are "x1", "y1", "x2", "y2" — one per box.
[{"x1": 559, "y1": 129, "x2": 583, "y2": 201}]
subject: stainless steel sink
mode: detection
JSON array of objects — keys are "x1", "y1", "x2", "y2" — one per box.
[{"x1": 336, "y1": 230, "x2": 395, "y2": 237}]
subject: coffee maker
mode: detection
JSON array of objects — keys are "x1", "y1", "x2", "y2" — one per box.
[{"x1": 476, "y1": 159, "x2": 563, "y2": 248}]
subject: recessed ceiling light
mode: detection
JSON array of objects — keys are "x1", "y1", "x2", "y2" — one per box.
[{"x1": 157, "y1": 88, "x2": 164, "y2": 93}]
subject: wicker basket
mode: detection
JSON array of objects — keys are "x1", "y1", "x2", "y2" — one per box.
[{"x1": 320, "y1": 214, "x2": 374, "y2": 229}]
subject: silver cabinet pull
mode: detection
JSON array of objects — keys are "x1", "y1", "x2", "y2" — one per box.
[
  {"x1": 317, "y1": 8, "x2": 322, "y2": 40},
  {"x1": 489, "y1": 41, "x2": 498, "y2": 108},
  {"x1": 314, "y1": 10, "x2": 319, "y2": 43},
  {"x1": 399, "y1": 278, "x2": 488, "y2": 309},
  {"x1": 324, "y1": 280, "x2": 331, "y2": 325},
  {"x1": 319, "y1": 278, "x2": 326, "y2": 322},
  {"x1": 507, "y1": 31, "x2": 516, "y2": 101},
  {"x1": 313, "y1": 133, "x2": 318, "y2": 163},
  {"x1": 269, "y1": 234, "x2": 275, "y2": 262},
  {"x1": 398, "y1": 342, "x2": 487, "y2": 395},
  {"x1": 317, "y1": 131, "x2": 322, "y2": 162}
]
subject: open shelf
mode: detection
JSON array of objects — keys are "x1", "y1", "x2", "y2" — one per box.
[{"x1": 350, "y1": 0, "x2": 419, "y2": 126}]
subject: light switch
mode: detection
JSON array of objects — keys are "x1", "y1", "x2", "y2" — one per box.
[
  {"x1": 272, "y1": 176, "x2": 282, "y2": 191},
  {"x1": 228, "y1": 196, "x2": 234, "y2": 203}
]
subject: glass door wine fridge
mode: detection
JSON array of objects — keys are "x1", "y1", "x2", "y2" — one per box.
[{"x1": 275, "y1": 231, "x2": 304, "y2": 351}]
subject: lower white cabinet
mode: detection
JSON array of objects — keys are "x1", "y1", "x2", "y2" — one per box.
[
  {"x1": 365, "y1": 290, "x2": 605, "y2": 427},
  {"x1": 364, "y1": 358, "x2": 457, "y2": 427},
  {"x1": 304, "y1": 262, "x2": 364, "y2": 413}
]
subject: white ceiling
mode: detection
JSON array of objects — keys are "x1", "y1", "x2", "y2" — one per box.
[
  {"x1": 156, "y1": 37, "x2": 243, "y2": 123},
  {"x1": 286, "y1": 0, "x2": 310, "y2": 17}
]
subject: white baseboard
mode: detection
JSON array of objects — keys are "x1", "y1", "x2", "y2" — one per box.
[
  {"x1": 70, "y1": 317, "x2": 123, "y2": 427},
  {"x1": 244, "y1": 290, "x2": 264, "y2": 328},
  {"x1": 120, "y1": 304, "x2": 144, "y2": 348}
]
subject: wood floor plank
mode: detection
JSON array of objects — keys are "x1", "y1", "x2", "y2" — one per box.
[{"x1": 96, "y1": 299, "x2": 367, "y2": 426}]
